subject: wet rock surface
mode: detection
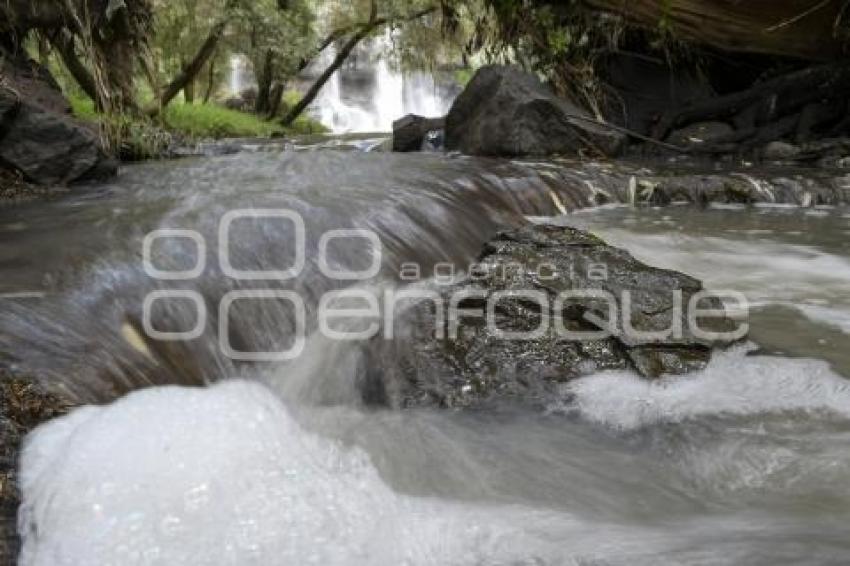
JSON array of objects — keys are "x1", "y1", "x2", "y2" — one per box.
[
  {"x1": 392, "y1": 114, "x2": 445, "y2": 152},
  {"x1": 0, "y1": 168, "x2": 54, "y2": 204},
  {"x1": 511, "y1": 158, "x2": 850, "y2": 208},
  {"x1": 367, "y1": 224, "x2": 742, "y2": 409},
  {"x1": 445, "y1": 66, "x2": 626, "y2": 158}
]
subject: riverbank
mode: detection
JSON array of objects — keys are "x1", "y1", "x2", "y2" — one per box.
[
  {"x1": 67, "y1": 96, "x2": 327, "y2": 161},
  {"x1": 0, "y1": 373, "x2": 68, "y2": 564},
  {"x1": 0, "y1": 170, "x2": 55, "y2": 205}
]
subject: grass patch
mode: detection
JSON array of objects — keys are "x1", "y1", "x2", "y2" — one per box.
[
  {"x1": 70, "y1": 95, "x2": 327, "y2": 143},
  {"x1": 163, "y1": 103, "x2": 284, "y2": 138},
  {"x1": 164, "y1": 102, "x2": 327, "y2": 138},
  {"x1": 69, "y1": 95, "x2": 170, "y2": 160},
  {"x1": 455, "y1": 68, "x2": 475, "y2": 87},
  {"x1": 69, "y1": 95, "x2": 98, "y2": 122}
]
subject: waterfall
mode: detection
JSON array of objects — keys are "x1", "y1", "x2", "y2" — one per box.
[
  {"x1": 374, "y1": 55, "x2": 404, "y2": 130},
  {"x1": 310, "y1": 32, "x2": 457, "y2": 134},
  {"x1": 230, "y1": 55, "x2": 242, "y2": 96},
  {"x1": 312, "y1": 55, "x2": 376, "y2": 133}
]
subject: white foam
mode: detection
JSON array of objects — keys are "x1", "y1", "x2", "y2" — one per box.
[
  {"x1": 18, "y1": 381, "x2": 582, "y2": 566},
  {"x1": 572, "y1": 229, "x2": 850, "y2": 307},
  {"x1": 19, "y1": 372, "x2": 850, "y2": 565},
  {"x1": 560, "y1": 346, "x2": 850, "y2": 431},
  {"x1": 792, "y1": 303, "x2": 850, "y2": 334}
]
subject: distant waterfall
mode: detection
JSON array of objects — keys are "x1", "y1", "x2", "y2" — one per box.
[
  {"x1": 230, "y1": 56, "x2": 244, "y2": 96},
  {"x1": 311, "y1": 32, "x2": 457, "y2": 133}
]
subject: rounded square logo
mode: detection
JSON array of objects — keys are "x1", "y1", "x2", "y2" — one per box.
[{"x1": 219, "y1": 209, "x2": 305, "y2": 281}]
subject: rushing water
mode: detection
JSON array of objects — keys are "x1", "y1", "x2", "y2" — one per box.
[{"x1": 2, "y1": 148, "x2": 850, "y2": 565}]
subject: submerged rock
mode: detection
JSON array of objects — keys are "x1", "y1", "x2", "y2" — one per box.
[
  {"x1": 445, "y1": 65, "x2": 626, "y2": 158},
  {"x1": 366, "y1": 225, "x2": 743, "y2": 409},
  {"x1": 392, "y1": 114, "x2": 445, "y2": 152}
]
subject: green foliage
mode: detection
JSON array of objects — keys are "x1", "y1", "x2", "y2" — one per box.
[
  {"x1": 467, "y1": 0, "x2": 702, "y2": 116},
  {"x1": 454, "y1": 68, "x2": 474, "y2": 86},
  {"x1": 229, "y1": 0, "x2": 317, "y2": 79},
  {"x1": 72, "y1": 94, "x2": 326, "y2": 144},
  {"x1": 57, "y1": 0, "x2": 465, "y2": 144},
  {"x1": 285, "y1": 114, "x2": 331, "y2": 136},
  {"x1": 152, "y1": 0, "x2": 231, "y2": 91},
  {"x1": 69, "y1": 95, "x2": 98, "y2": 122},
  {"x1": 151, "y1": 0, "x2": 318, "y2": 108},
  {"x1": 70, "y1": 95, "x2": 172, "y2": 159},
  {"x1": 163, "y1": 103, "x2": 285, "y2": 137}
]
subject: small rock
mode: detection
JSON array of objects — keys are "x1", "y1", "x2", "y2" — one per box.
[
  {"x1": 666, "y1": 122, "x2": 734, "y2": 147},
  {"x1": 392, "y1": 114, "x2": 446, "y2": 152},
  {"x1": 763, "y1": 141, "x2": 800, "y2": 161}
]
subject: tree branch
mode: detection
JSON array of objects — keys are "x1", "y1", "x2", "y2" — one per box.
[
  {"x1": 148, "y1": 20, "x2": 228, "y2": 116},
  {"x1": 49, "y1": 29, "x2": 99, "y2": 105}
]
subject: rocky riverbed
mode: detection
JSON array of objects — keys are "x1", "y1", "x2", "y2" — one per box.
[
  {"x1": 0, "y1": 220, "x2": 745, "y2": 559},
  {"x1": 0, "y1": 373, "x2": 68, "y2": 563}
]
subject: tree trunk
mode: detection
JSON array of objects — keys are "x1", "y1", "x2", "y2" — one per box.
[
  {"x1": 183, "y1": 67, "x2": 195, "y2": 104},
  {"x1": 49, "y1": 30, "x2": 99, "y2": 105},
  {"x1": 150, "y1": 20, "x2": 227, "y2": 115},
  {"x1": 281, "y1": 3, "x2": 436, "y2": 127},
  {"x1": 90, "y1": 4, "x2": 141, "y2": 115},
  {"x1": 203, "y1": 57, "x2": 217, "y2": 103},
  {"x1": 0, "y1": 1, "x2": 74, "y2": 31},
  {"x1": 36, "y1": 33, "x2": 50, "y2": 67},
  {"x1": 103, "y1": 41, "x2": 140, "y2": 113},
  {"x1": 581, "y1": 0, "x2": 849, "y2": 62},
  {"x1": 255, "y1": 50, "x2": 275, "y2": 115},
  {"x1": 267, "y1": 82, "x2": 284, "y2": 118},
  {"x1": 653, "y1": 62, "x2": 850, "y2": 139},
  {"x1": 281, "y1": 26, "x2": 374, "y2": 126}
]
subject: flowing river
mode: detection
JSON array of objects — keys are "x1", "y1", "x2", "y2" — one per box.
[{"x1": 1, "y1": 146, "x2": 850, "y2": 565}]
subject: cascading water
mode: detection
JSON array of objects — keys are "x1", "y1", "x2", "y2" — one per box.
[
  {"x1": 229, "y1": 56, "x2": 244, "y2": 96},
  {"x1": 374, "y1": 53, "x2": 405, "y2": 130},
  {"x1": 310, "y1": 33, "x2": 456, "y2": 133},
  {"x1": 2, "y1": 149, "x2": 850, "y2": 565}
]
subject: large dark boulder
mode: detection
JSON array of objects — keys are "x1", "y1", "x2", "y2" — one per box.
[
  {"x1": 392, "y1": 114, "x2": 445, "y2": 152},
  {"x1": 0, "y1": 87, "x2": 115, "y2": 185},
  {"x1": 0, "y1": 49, "x2": 71, "y2": 116},
  {"x1": 445, "y1": 65, "x2": 626, "y2": 157},
  {"x1": 0, "y1": 51, "x2": 116, "y2": 186},
  {"x1": 365, "y1": 224, "x2": 743, "y2": 409}
]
